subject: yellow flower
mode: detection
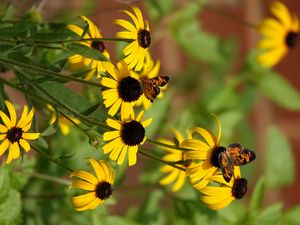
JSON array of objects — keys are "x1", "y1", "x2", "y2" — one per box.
[
  {"x1": 68, "y1": 15, "x2": 111, "y2": 80},
  {"x1": 102, "y1": 110, "x2": 152, "y2": 166},
  {"x1": 0, "y1": 100, "x2": 40, "y2": 164},
  {"x1": 257, "y1": 1, "x2": 299, "y2": 67},
  {"x1": 134, "y1": 53, "x2": 163, "y2": 110},
  {"x1": 159, "y1": 129, "x2": 193, "y2": 192},
  {"x1": 70, "y1": 159, "x2": 115, "y2": 211},
  {"x1": 101, "y1": 61, "x2": 142, "y2": 118},
  {"x1": 200, "y1": 167, "x2": 247, "y2": 210},
  {"x1": 182, "y1": 116, "x2": 223, "y2": 190},
  {"x1": 115, "y1": 6, "x2": 151, "y2": 71},
  {"x1": 47, "y1": 104, "x2": 80, "y2": 136}
]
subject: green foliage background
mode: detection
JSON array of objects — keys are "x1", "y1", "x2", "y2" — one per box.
[{"x1": 0, "y1": 0, "x2": 300, "y2": 225}]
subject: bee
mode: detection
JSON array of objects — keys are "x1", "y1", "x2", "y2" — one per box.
[
  {"x1": 218, "y1": 143, "x2": 256, "y2": 182},
  {"x1": 141, "y1": 76, "x2": 170, "y2": 102}
]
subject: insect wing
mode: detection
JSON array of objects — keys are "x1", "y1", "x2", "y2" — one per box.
[
  {"x1": 141, "y1": 76, "x2": 169, "y2": 102},
  {"x1": 218, "y1": 152, "x2": 234, "y2": 183},
  {"x1": 227, "y1": 143, "x2": 256, "y2": 166}
]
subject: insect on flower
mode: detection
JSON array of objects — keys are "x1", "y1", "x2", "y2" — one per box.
[
  {"x1": 218, "y1": 143, "x2": 256, "y2": 182},
  {"x1": 140, "y1": 76, "x2": 170, "y2": 102}
]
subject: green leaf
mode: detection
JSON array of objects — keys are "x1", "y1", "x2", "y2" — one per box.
[
  {"x1": 145, "y1": 0, "x2": 174, "y2": 21},
  {"x1": 256, "y1": 72, "x2": 300, "y2": 110},
  {"x1": 0, "y1": 189, "x2": 22, "y2": 225},
  {"x1": 1, "y1": 5, "x2": 15, "y2": 21},
  {"x1": 8, "y1": 158, "x2": 36, "y2": 190},
  {"x1": 282, "y1": 205, "x2": 300, "y2": 225},
  {"x1": 255, "y1": 203, "x2": 282, "y2": 225},
  {"x1": 218, "y1": 202, "x2": 247, "y2": 225},
  {"x1": 265, "y1": 126, "x2": 295, "y2": 188},
  {"x1": 66, "y1": 43, "x2": 107, "y2": 61},
  {"x1": 0, "y1": 167, "x2": 10, "y2": 203},
  {"x1": 249, "y1": 177, "x2": 265, "y2": 217}
]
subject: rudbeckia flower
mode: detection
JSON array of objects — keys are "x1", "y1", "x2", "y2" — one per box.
[
  {"x1": 257, "y1": 1, "x2": 299, "y2": 67},
  {"x1": 70, "y1": 159, "x2": 115, "y2": 211},
  {"x1": 159, "y1": 129, "x2": 194, "y2": 192},
  {"x1": 200, "y1": 167, "x2": 247, "y2": 210},
  {"x1": 102, "y1": 110, "x2": 152, "y2": 166},
  {"x1": 115, "y1": 6, "x2": 151, "y2": 71},
  {"x1": 0, "y1": 100, "x2": 40, "y2": 164},
  {"x1": 134, "y1": 53, "x2": 163, "y2": 110},
  {"x1": 68, "y1": 15, "x2": 111, "y2": 80},
  {"x1": 101, "y1": 61, "x2": 142, "y2": 118},
  {"x1": 47, "y1": 104, "x2": 80, "y2": 136},
  {"x1": 181, "y1": 116, "x2": 224, "y2": 190}
]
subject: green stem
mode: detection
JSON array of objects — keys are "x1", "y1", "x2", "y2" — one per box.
[
  {"x1": 146, "y1": 138, "x2": 192, "y2": 151},
  {"x1": 16, "y1": 69, "x2": 107, "y2": 128},
  {"x1": 138, "y1": 148, "x2": 186, "y2": 172},
  {"x1": 0, "y1": 57, "x2": 102, "y2": 88},
  {"x1": 26, "y1": 172, "x2": 71, "y2": 186},
  {"x1": 31, "y1": 145, "x2": 73, "y2": 172}
]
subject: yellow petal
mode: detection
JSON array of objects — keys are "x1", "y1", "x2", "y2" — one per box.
[
  {"x1": 108, "y1": 98, "x2": 122, "y2": 116},
  {"x1": 101, "y1": 77, "x2": 118, "y2": 89},
  {"x1": 71, "y1": 180, "x2": 95, "y2": 191},
  {"x1": 19, "y1": 139, "x2": 31, "y2": 152},
  {"x1": 98, "y1": 161, "x2": 114, "y2": 183},
  {"x1": 71, "y1": 170, "x2": 98, "y2": 185},
  {"x1": 0, "y1": 124, "x2": 8, "y2": 133},
  {"x1": 103, "y1": 131, "x2": 120, "y2": 141},
  {"x1": 128, "y1": 145, "x2": 138, "y2": 166},
  {"x1": 16, "y1": 105, "x2": 28, "y2": 128},
  {"x1": 67, "y1": 24, "x2": 83, "y2": 36},
  {"x1": 142, "y1": 118, "x2": 152, "y2": 128},
  {"x1": 103, "y1": 138, "x2": 122, "y2": 154},
  {"x1": 106, "y1": 118, "x2": 121, "y2": 130},
  {"x1": 72, "y1": 192, "x2": 96, "y2": 208},
  {"x1": 22, "y1": 132, "x2": 40, "y2": 140},
  {"x1": 122, "y1": 9, "x2": 140, "y2": 30},
  {"x1": 121, "y1": 102, "x2": 134, "y2": 121},
  {"x1": 116, "y1": 145, "x2": 128, "y2": 165},
  {"x1": 0, "y1": 139, "x2": 10, "y2": 156},
  {"x1": 88, "y1": 159, "x2": 105, "y2": 182},
  {"x1": 159, "y1": 170, "x2": 178, "y2": 185},
  {"x1": 4, "y1": 100, "x2": 17, "y2": 127},
  {"x1": 270, "y1": 1, "x2": 292, "y2": 29},
  {"x1": 59, "y1": 122, "x2": 70, "y2": 135},
  {"x1": 256, "y1": 46, "x2": 287, "y2": 67},
  {"x1": 6, "y1": 142, "x2": 16, "y2": 164},
  {"x1": 192, "y1": 127, "x2": 217, "y2": 148},
  {"x1": 181, "y1": 139, "x2": 210, "y2": 152},
  {"x1": 114, "y1": 19, "x2": 136, "y2": 33},
  {"x1": 172, "y1": 172, "x2": 186, "y2": 192},
  {"x1": 0, "y1": 111, "x2": 12, "y2": 129}
]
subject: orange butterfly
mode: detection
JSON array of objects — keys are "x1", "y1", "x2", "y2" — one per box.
[{"x1": 141, "y1": 76, "x2": 169, "y2": 102}]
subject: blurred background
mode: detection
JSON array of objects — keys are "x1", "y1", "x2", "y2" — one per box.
[{"x1": 1, "y1": 0, "x2": 300, "y2": 219}]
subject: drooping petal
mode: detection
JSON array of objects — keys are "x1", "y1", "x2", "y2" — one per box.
[
  {"x1": 70, "y1": 170, "x2": 98, "y2": 185},
  {"x1": 4, "y1": 100, "x2": 17, "y2": 127}
]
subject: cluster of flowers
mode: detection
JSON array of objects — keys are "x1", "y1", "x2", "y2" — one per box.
[{"x1": 0, "y1": 1, "x2": 298, "y2": 212}]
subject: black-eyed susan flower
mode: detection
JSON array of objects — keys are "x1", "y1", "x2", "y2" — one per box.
[
  {"x1": 101, "y1": 60, "x2": 142, "y2": 118},
  {"x1": 200, "y1": 167, "x2": 247, "y2": 210},
  {"x1": 115, "y1": 6, "x2": 151, "y2": 71},
  {"x1": 102, "y1": 110, "x2": 152, "y2": 166},
  {"x1": 257, "y1": 1, "x2": 299, "y2": 67},
  {"x1": 0, "y1": 100, "x2": 40, "y2": 164},
  {"x1": 47, "y1": 105, "x2": 80, "y2": 136},
  {"x1": 181, "y1": 116, "x2": 224, "y2": 190},
  {"x1": 68, "y1": 15, "x2": 111, "y2": 80},
  {"x1": 159, "y1": 129, "x2": 194, "y2": 192},
  {"x1": 70, "y1": 159, "x2": 115, "y2": 211}
]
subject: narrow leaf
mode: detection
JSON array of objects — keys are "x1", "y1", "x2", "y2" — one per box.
[{"x1": 66, "y1": 43, "x2": 107, "y2": 61}]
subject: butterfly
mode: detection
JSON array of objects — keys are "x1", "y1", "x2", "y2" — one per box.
[
  {"x1": 141, "y1": 76, "x2": 170, "y2": 102},
  {"x1": 218, "y1": 143, "x2": 256, "y2": 182}
]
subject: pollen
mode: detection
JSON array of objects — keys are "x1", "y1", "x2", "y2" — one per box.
[
  {"x1": 121, "y1": 120, "x2": 145, "y2": 146},
  {"x1": 232, "y1": 178, "x2": 248, "y2": 199},
  {"x1": 285, "y1": 31, "x2": 298, "y2": 48},
  {"x1": 95, "y1": 181, "x2": 113, "y2": 200},
  {"x1": 118, "y1": 77, "x2": 142, "y2": 102},
  {"x1": 6, "y1": 127, "x2": 23, "y2": 143},
  {"x1": 138, "y1": 29, "x2": 151, "y2": 48}
]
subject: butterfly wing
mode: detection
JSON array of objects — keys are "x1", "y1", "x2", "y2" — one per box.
[
  {"x1": 228, "y1": 143, "x2": 256, "y2": 166},
  {"x1": 218, "y1": 152, "x2": 234, "y2": 182},
  {"x1": 142, "y1": 76, "x2": 170, "y2": 102}
]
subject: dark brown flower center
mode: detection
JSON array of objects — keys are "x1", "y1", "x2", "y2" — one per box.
[
  {"x1": 121, "y1": 120, "x2": 145, "y2": 146},
  {"x1": 6, "y1": 127, "x2": 23, "y2": 143},
  {"x1": 91, "y1": 41, "x2": 105, "y2": 53},
  {"x1": 95, "y1": 181, "x2": 113, "y2": 200},
  {"x1": 285, "y1": 31, "x2": 298, "y2": 48},
  {"x1": 118, "y1": 77, "x2": 142, "y2": 102},
  {"x1": 232, "y1": 178, "x2": 248, "y2": 199},
  {"x1": 210, "y1": 146, "x2": 226, "y2": 168},
  {"x1": 138, "y1": 29, "x2": 151, "y2": 48}
]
